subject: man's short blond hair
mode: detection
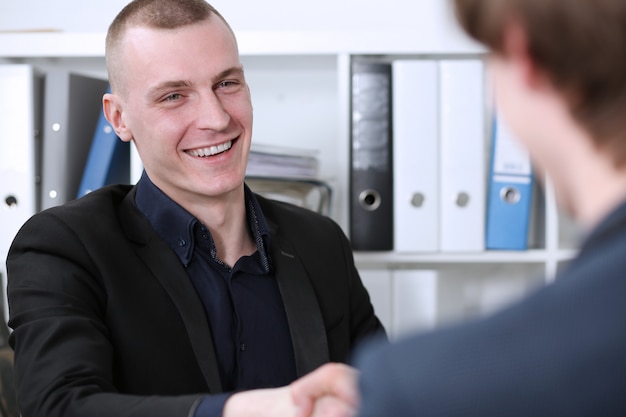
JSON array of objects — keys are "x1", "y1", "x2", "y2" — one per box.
[{"x1": 105, "y1": 0, "x2": 233, "y2": 94}]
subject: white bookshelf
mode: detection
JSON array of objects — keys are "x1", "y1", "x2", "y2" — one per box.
[{"x1": 0, "y1": 30, "x2": 580, "y2": 332}]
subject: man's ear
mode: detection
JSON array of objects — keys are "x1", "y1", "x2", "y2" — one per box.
[
  {"x1": 103, "y1": 93, "x2": 133, "y2": 143},
  {"x1": 502, "y1": 21, "x2": 545, "y2": 90}
]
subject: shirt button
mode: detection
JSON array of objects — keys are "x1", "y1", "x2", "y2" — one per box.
[{"x1": 240, "y1": 344, "x2": 246, "y2": 352}]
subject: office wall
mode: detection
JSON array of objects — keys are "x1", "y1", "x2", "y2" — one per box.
[{"x1": 0, "y1": 0, "x2": 463, "y2": 39}]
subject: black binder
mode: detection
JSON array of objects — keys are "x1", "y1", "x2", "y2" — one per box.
[{"x1": 349, "y1": 60, "x2": 393, "y2": 251}]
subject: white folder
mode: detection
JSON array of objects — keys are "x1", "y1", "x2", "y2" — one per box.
[
  {"x1": 0, "y1": 64, "x2": 43, "y2": 318},
  {"x1": 392, "y1": 59, "x2": 439, "y2": 253},
  {"x1": 439, "y1": 59, "x2": 486, "y2": 252},
  {"x1": 391, "y1": 269, "x2": 439, "y2": 339}
]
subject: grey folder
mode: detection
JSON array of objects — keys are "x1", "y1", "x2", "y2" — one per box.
[{"x1": 41, "y1": 69, "x2": 108, "y2": 209}]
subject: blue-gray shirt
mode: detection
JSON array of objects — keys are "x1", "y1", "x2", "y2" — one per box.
[{"x1": 135, "y1": 173, "x2": 297, "y2": 416}]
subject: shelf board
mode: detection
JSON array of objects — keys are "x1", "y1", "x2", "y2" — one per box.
[
  {"x1": 0, "y1": 30, "x2": 485, "y2": 58},
  {"x1": 354, "y1": 249, "x2": 577, "y2": 268}
]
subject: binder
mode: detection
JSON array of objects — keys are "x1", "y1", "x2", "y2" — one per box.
[
  {"x1": 485, "y1": 112, "x2": 534, "y2": 250},
  {"x1": 391, "y1": 269, "x2": 439, "y2": 339},
  {"x1": 439, "y1": 59, "x2": 486, "y2": 252},
  {"x1": 349, "y1": 61, "x2": 393, "y2": 251},
  {"x1": 76, "y1": 91, "x2": 130, "y2": 198},
  {"x1": 392, "y1": 59, "x2": 439, "y2": 253},
  {"x1": 0, "y1": 64, "x2": 43, "y2": 298},
  {"x1": 41, "y1": 69, "x2": 109, "y2": 209}
]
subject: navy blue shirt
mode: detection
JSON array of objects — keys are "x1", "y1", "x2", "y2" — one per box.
[{"x1": 135, "y1": 173, "x2": 297, "y2": 416}]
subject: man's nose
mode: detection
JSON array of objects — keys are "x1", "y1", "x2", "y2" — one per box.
[{"x1": 197, "y1": 91, "x2": 230, "y2": 130}]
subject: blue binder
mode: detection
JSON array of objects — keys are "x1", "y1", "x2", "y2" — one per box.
[
  {"x1": 76, "y1": 94, "x2": 130, "y2": 198},
  {"x1": 485, "y1": 112, "x2": 534, "y2": 250}
]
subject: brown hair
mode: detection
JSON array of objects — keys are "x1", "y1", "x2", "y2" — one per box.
[
  {"x1": 105, "y1": 0, "x2": 233, "y2": 93},
  {"x1": 454, "y1": 0, "x2": 626, "y2": 167}
]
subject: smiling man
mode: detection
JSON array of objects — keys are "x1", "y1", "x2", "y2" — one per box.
[{"x1": 5, "y1": 1, "x2": 384, "y2": 417}]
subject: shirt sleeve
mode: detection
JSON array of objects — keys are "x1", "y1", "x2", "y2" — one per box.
[{"x1": 192, "y1": 393, "x2": 232, "y2": 417}]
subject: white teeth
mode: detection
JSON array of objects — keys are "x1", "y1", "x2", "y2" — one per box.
[{"x1": 187, "y1": 140, "x2": 232, "y2": 157}]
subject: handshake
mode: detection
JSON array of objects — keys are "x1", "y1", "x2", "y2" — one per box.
[{"x1": 223, "y1": 363, "x2": 359, "y2": 417}]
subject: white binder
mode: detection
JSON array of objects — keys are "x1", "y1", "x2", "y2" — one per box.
[
  {"x1": 0, "y1": 64, "x2": 43, "y2": 317},
  {"x1": 439, "y1": 59, "x2": 486, "y2": 252},
  {"x1": 392, "y1": 59, "x2": 439, "y2": 253}
]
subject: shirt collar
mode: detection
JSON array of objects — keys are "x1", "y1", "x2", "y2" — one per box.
[{"x1": 135, "y1": 172, "x2": 271, "y2": 270}]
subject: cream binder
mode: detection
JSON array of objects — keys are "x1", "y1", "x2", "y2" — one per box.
[
  {"x1": 392, "y1": 59, "x2": 440, "y2": 253},
  {"x1": 0, "y1": 64, "x2": 43, "y2": 318},
  {"x1": 439, "y1": 59, "x2": 486, "y2": 252}
]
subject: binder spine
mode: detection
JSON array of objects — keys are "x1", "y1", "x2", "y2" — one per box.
[
  {"x1": 0, "y1": 64, "x2": 43, "y2": 315},
  {"x1": 439, "y1": 59, "x2": 486, "y2": 252},
  {"x1": 349, "y1": 60, "x2": 393, "y2": 251},
  {"x1": 392, "y1": 59, "x2": 440, "y2": 253},
  {"x1": 485, "y1": 112, "x2": 535, "y2": 250},
  {"x1": 41, "y1": 70, "x2": 109, "y2": 209}
]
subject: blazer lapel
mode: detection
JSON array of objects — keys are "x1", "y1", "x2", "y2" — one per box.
[
  {"x1": 119, "y1": 188, "x2": 223, "y2": 393},
  {"x1": 270, "y1": 236, "x2": 329, "y2": 376}
]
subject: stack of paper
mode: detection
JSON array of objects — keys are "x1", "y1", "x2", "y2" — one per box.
[{"x1": 246, "y1": 143, "x2": 319, "y2": 179}]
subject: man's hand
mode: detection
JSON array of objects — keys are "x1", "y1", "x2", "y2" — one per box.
[
  {"x1": 290, "y1": 363, "x2": 360, "y2": 417},
  {"x1": 222, "y1": 363, "x2": 359, "y2": 417},
  {"x1": 223, "y1": 386, "x2": 297, "y2": 416}
]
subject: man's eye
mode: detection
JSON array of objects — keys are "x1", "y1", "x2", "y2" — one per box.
[
  {"x1": 218, "y1": 80, "x2": 238, "y2": 88},
  {"x1": 164, "y1": 93, "x2": 182, "y2": 101}
]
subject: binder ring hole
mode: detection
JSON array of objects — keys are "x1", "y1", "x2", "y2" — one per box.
[
  {"x1": 4, "y1": 195, "x2": 18, "y2": 208},
  {"x1": 410, "y1": 192, "x2": 425, "y2": 208},
  {"x1": 455, "y1": 192, "x2": 470, "y2": 208},
  {"x1": 359, "y1": 189, "x2": 381, "y2": 211},
  {"x1": 500, "y1": 186, "x2": 521, "y2": 204}
]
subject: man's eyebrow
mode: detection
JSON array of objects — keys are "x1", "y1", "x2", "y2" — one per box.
[
  {"x1": 144, "y1": 67, "x2": 245, "y2": 100},
  {"x1": 212, "y1": 66, "x2": 245, "y2": 83},
  {"x1": 146, "y1": 80, "x2": 191, "y2": 101}
]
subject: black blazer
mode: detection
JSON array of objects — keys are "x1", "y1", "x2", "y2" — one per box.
[{"x1": 7, "y1": 184, "x2": 384, "y2": 417}]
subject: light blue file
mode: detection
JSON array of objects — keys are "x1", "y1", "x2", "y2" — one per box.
[{"x1": 485, "y1": 113, "x2": 534, "y2": 250}]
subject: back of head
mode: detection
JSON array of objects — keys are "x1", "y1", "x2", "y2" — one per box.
[
  {"x1": 453, "y1": 0, "x2": 626, "y2": 167},
  {"x1": 105, "y1": 0, "x2": 231, "y2": 94}
]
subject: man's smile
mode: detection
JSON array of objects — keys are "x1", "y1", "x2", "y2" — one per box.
[{"x1": 185, "y1": 139, "x2": 233, "y2": 157}]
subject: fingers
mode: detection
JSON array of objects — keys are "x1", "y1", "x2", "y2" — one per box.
[
  {"x1": 310, "y1": 395, "x2": 358, "y2": 417},
  {"x1": 290, "y1": 363, "x2": 359, "y2": 417}
]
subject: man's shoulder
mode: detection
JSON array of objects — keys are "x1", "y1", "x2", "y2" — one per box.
[
  {"x1": 48, "y1": 184, "x2": 134, "y2": 214},
  {"x1": 27, "y1": 184, "x2": 136, "y2": 232}
]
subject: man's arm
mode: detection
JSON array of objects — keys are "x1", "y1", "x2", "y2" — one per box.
[{"x1": 7, "y1": 209, "x2": 203, "y2": 417}]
